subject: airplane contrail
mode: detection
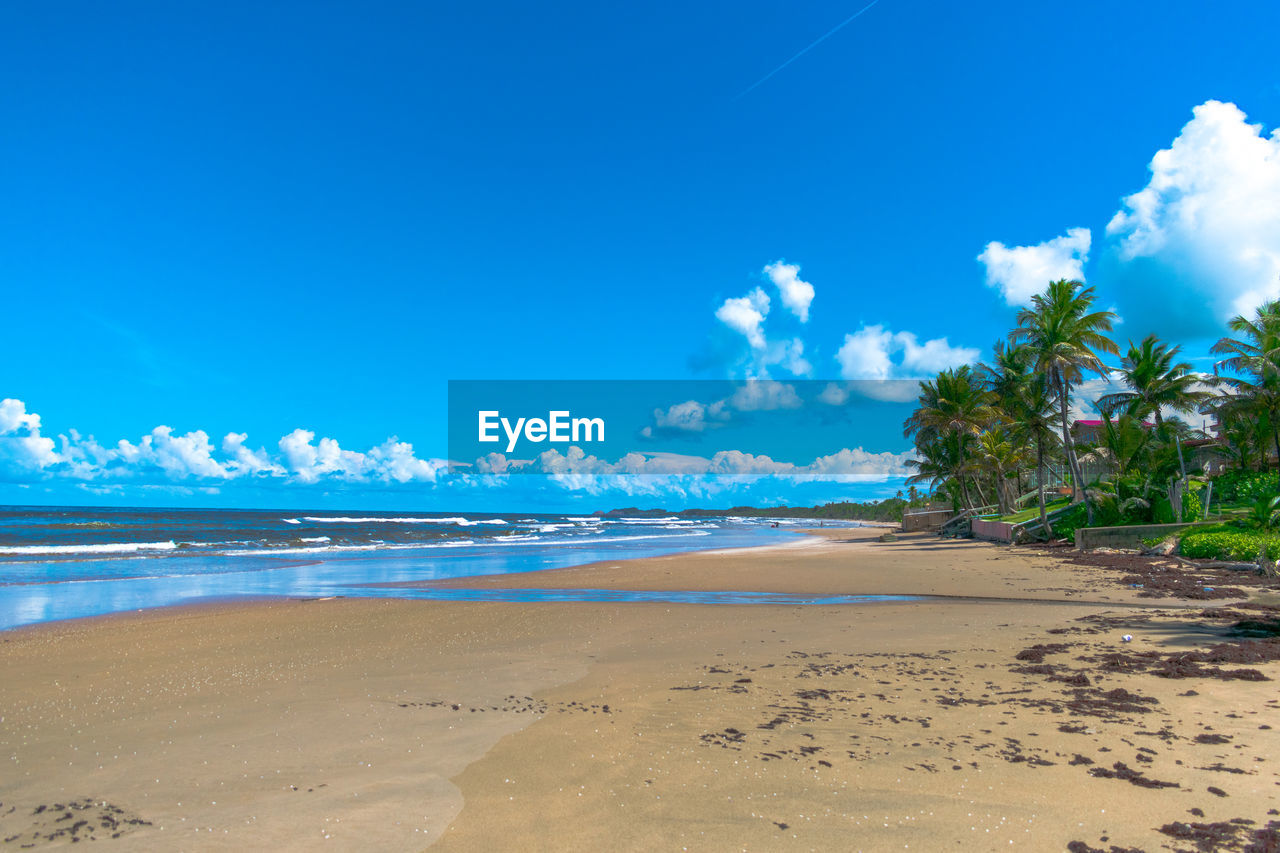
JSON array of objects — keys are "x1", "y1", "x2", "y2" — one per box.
[{"x1": 734, "y1": 0, "x2": 883, "y2": 100}]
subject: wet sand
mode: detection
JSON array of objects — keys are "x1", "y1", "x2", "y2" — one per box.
[{"x1": 2, "y1": 530, "x2": 1278, "y2": 851}]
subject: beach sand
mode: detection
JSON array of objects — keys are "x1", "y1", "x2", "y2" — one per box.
[{"x1": 2, "y1": 530, "x2": 1278, "y2": 851}]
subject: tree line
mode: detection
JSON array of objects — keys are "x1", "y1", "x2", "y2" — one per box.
[{"x1": 904, "y1": 279, "x2": 1280, "y2": 536}]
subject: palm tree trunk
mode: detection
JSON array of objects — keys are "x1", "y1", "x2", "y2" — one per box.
[
  {"x1": 1056, "y1": 370, "x2": 1094, "y2": 525},
  {"x1": 970, "y1": 474, "x2": 988, "y2": 508},
  {"x1": 1036, "y1": 437, "x2": 1051, "y2": 539},
  {"x1": 1272, "y1": 420, "x2": 1280, "y2": 492},
  {"x1": 955, "y1": 456, "x2": 973, "y2": 510},
  {"x1": 1056, "y1": 371, "x2": 1084, "y2": 498}
]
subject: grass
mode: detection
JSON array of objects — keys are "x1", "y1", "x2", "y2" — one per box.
[{"x1": 998, "y1": 497, "x2": 1072, "y2": 524}]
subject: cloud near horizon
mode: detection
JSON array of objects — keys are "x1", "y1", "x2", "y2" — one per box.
[
  {"x1": 0, "y1": 398, "x2": 446, "y2": 487},
  {"x1": 487, "y1": 443, "x2": 912, "y2": 484}
]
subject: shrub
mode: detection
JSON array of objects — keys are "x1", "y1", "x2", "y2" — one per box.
[
  {"x1": 1085, "y1": 490, "x2": 1120, "y2": 527},
  {"x1": 1179, "y1": 524, "x2": 1280, "y2": 561},
  {"x1": 1120, "y1": 497, "x2": 1152, "y2": 525},
  {"x1": 1213, "y1": 470, "x2": 1280, "y2": 503},
  {"x1": 1115, "y1": 473, "x2": 1146, "y2": 501},
  {"x1": 1052, "y1": 503, "x2": 1088, "y2": 542}
]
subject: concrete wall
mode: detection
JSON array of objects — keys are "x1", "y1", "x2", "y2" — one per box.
[
  {"x1": 1074, "y1": 521, "x2": 1219, "y2": 551},
  {"x1": 971, "y1": 518, "x2": 1015, "y2": 543},
  {"x1": 901, "y1": 509, "x2": 953, "y2": 532}
]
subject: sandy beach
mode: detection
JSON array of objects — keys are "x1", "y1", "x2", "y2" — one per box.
[{"x1": 2, "y1": 529, "x2": 1279, "y2": 851}]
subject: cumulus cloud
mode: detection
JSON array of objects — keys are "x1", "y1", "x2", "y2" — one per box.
[
  {"x1": 525, "y1": 444, "x2": 911, "y2": 483},
  {"x1": 222, "y1": 432, "x2": 286, "y2": 476},
  {"x1": 644, "y1": 399, "x2": 730, "y2": 436},
  {"x1": 977, "y1": 228, "x2": 1092, "y2": 306},
  {"x1": 835, "y1": 325, "x2": 978, "y2": 381},
  {"x1": 715, "y1": 287, "x2": 771, "y2": 350},
  {"x1": 640, "y1": 381, "x2": 803, "y2": 439},
  {"x1": 118, "y1": 427, "x2": 231, "y2": 480},
  {"x1": 713, "y1": 264, "x2": 819, "y2": 379},
  {"x1": 0, "y1": 398, "x2": 444, "y2": 488},
  {"x1": 1104, "y1": 100, "x2": 1280, "y2": 330},
  {"x1": 763, "y1": 261, "x2": 815, "y2": 322},
  {"x1": 727, "y1": 380, "x2": 802, "y2": 412},
  {"x1": 0, "y1": 398, "x2": 60, "y2": 473}
]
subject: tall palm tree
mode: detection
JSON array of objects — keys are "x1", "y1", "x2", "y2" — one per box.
[
  {"x1": 1009, "y1": 279, "x2": 1118, "y2": 502},
  {"x1": 979, "y1": 341, "x2": 1060, "y2": 535},
  {"x1": 1006, "y1": 371, "x2": 1062, "y2": 536},
  {"x1": 905, "y1": 433, "x2": 967, "y2": 507},
  {"x1": 904, "y1": 366, "x2": 996, "y2": 509},
  {"x1": 1097, "y1": 334, "x2": 1211, "y2": 426},
  {"x1": 975, "y1": 423, "x2": 1026, "y2": 515},
  {"x1": 1077, "y1": 410, "x2": 1153, "y2": 482},
  {"x1": 1211, "y1": 299, "x2": 1280, "y2": 488}
]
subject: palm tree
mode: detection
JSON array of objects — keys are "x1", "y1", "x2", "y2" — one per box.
[
  {"x1": 1009, "y1": 372, "x2": 1062, "y2": 537},
  {"x1": 1077, "y1": 410, "x2": 1153, "y2": 482},
  {"x1": 904, "y1": 366, "x2": 996, "y2": 509},
  {"x1": 1097, "y1": 334, "x2": 1210, "y2": 426},
  {"x1": 979, "y1": 341, "x2": 1060, "y2": 536},
  {"x1": 1211, "y1": 299, "x2": 1280, "y2": 488},
  {"x1": 905, "y1": 433, "x2": 968, "y2": 508},
  {"x1": 974, "y1": 423, "x2": 1026, "y2": 515},
  {"x1": 1009, "y1": 279, "x2": 1118, "y2": 502}
]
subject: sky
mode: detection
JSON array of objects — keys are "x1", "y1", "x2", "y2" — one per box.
[{"x1": 2, "y1": 0, "x2": 1279, "y2": 510}]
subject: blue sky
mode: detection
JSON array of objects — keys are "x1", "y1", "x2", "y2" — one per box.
[{"x1": 2, "y1": 1, "x2": 1279, "y2": 509}]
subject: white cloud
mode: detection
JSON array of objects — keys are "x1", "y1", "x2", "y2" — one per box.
[
  {"x1": 1105, "y1": 100, "x2": 1280, "y2": 327},
  {"x1": 977, "y1": 228, "x2": 1091, "y2": 306},
  {"x1": 522, "y1": 444, "x2": 911, "y2": 483},
  {"x1": 641, "y1": 381, "x2": 801, "y2": 439},
  {"x1": 762, "y1": 337, "x2": 812, "y2": 377},
  {"x1": 763, "y1": 261, "x2": 815, "y2": 322},
  {"x1": 366, "y1": 437, "x2": 445, "y2": 483},
  {"x1": 836, "y1": 325, "x2": 977, "y2": 381},
  {"x1": 0, "y1": 398, "x2": 59, "y2": 473},
  {"x1": 0, "y1": 399, "x2": 42, "y2": 435},
  {"x1": 727, "y1": 380, "x2": 801, "y2": 412},
  {"x1": 818, "y1": 382, "x2": 850, "y2": 405},
  {"x1": 647, "y1": 399, "x2": 730, "y2": 435},
  {"x1": 835, "y1": 325, "x2": 895, "y2": 380},
  {"x1": 222, "y1": 432, "x2": 286, "y2": 476},
  {"x1": 278, "y1": 429, "x2": 371, "y2": 484},
  {"x1": 896, "y1": 331, "x2": 979, "y2": 374},
  {"x1": 124, "y1": 426, "x2": 231, "y2": 480},
  {"x1": 715, "y1": 287, "x2": 770, "y2": 350},
  {"x1": 0, "y1": 398, "x2": 444, "y2": 488}
]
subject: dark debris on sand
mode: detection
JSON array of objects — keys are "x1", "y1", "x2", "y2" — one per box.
[
  {"x1": 0, "y1": 799, "x2": 151, "y2": 846},
  {"x1": 1061, "y1": 549, "x2": 1280, "y2": 600},
  {"x1": 1157, "y1": 817, "x2": 1280, "y2": 852}
]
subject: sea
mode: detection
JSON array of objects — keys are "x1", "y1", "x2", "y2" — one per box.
[{"x1": 0, "y1": 506, "x2": 873, "y2": 630}]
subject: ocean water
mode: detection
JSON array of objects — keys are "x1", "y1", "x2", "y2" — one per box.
[{"x1": 0, "y1": 506, "x2": 861, "y2": 630}]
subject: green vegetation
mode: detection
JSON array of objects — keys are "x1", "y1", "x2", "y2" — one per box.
[
  {"x1": 905, "y1": 281, "x2": 1280, "y2": 544},
  {"x1": 998, "y1": 497, "x2": 1071, "y2": 524},
  {"x1": 1212, "y1": 470, "x2": 1279, "y2": 503},
  {"x1": 1050, "y1": 503, "x2": 1089, "y2": 542},
  {"x1": 1179, "y1": 523, "x2": 1280, "y2": 561}
]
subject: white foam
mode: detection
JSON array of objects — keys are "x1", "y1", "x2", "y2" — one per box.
[
  {"x1": 0, "y1": 540, "x2": 179, "y2": 556},
  {"x1": 300, "y1": 516, "x2": 509, "y2": 526}
]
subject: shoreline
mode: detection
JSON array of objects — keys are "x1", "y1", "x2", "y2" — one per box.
[
  {"x1": 0, "y1": 520, "x2": 831, "y2": 634},
  {"x1": 2, "y1": 531, "x2": 1278, "y2": 850}
]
